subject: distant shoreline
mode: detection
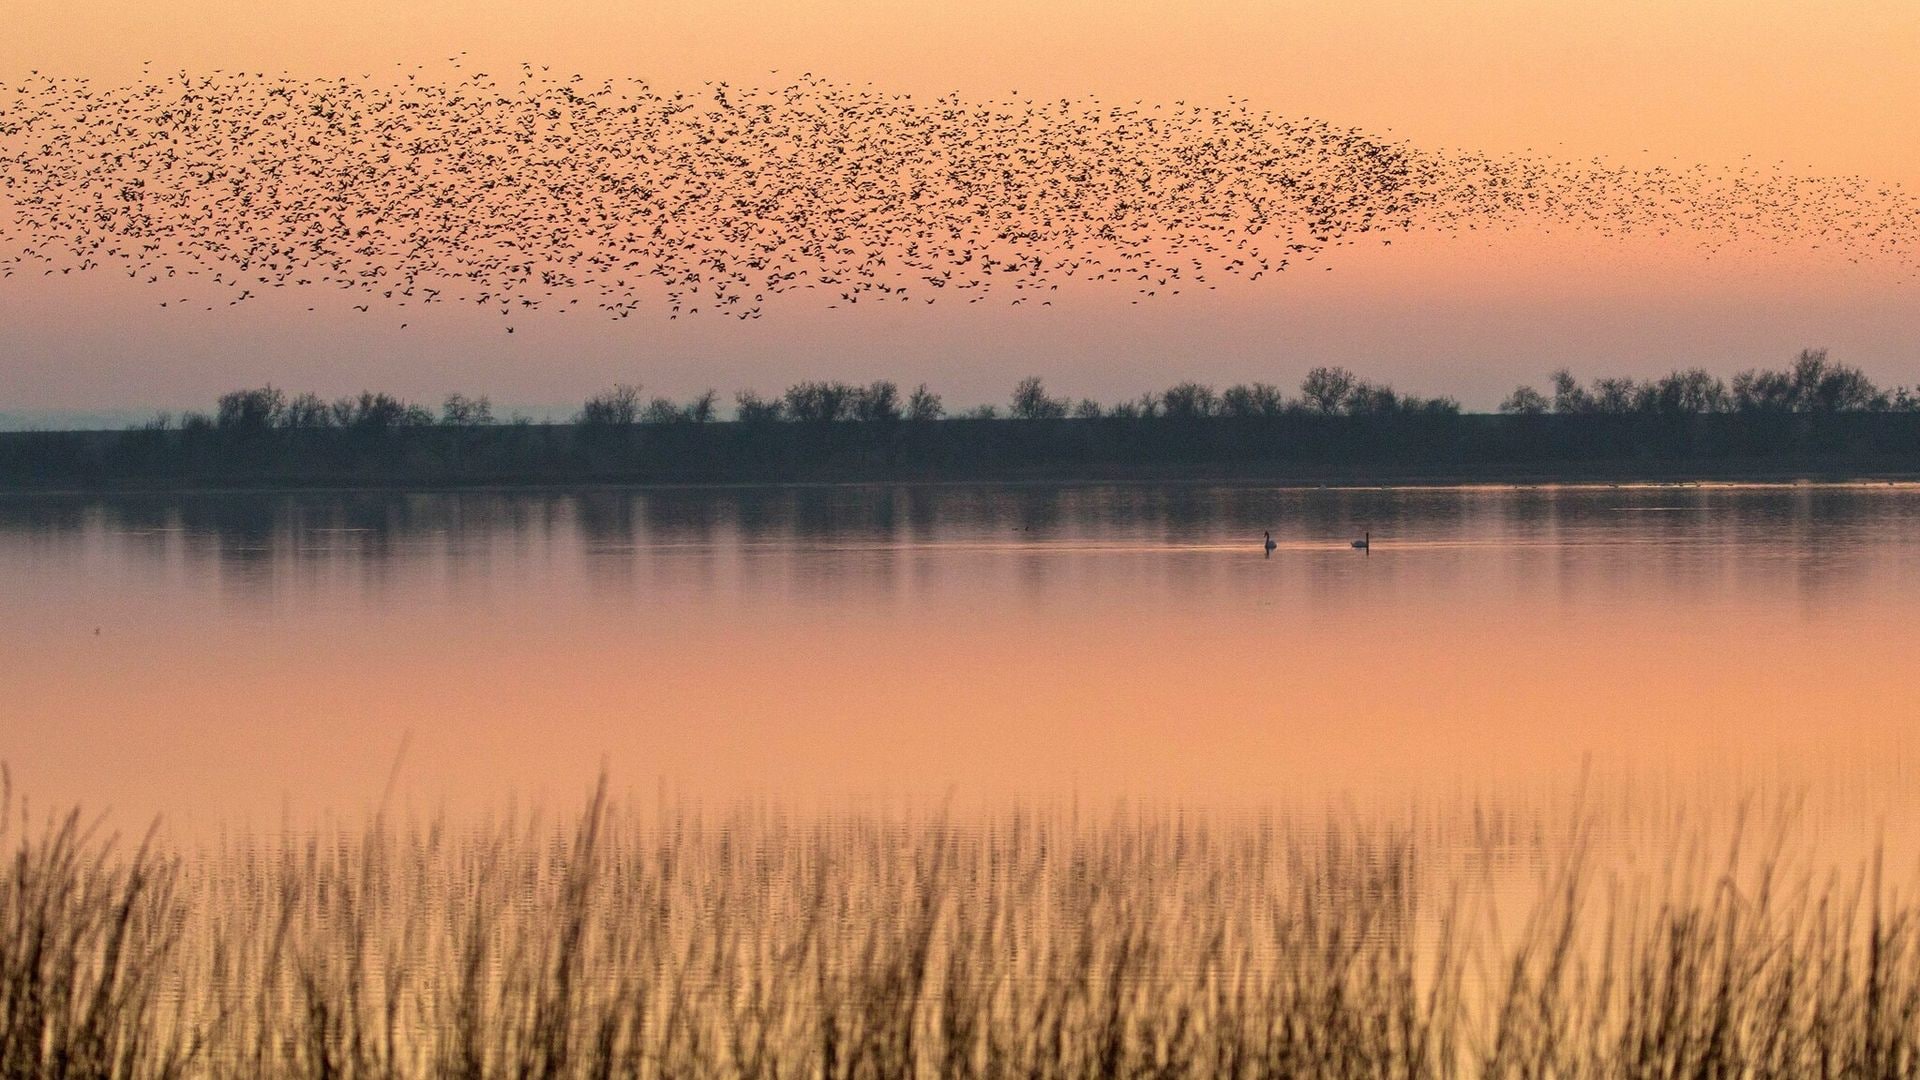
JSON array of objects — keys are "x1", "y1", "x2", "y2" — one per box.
[
  {"x1": 3, "y1": 428, "x2": 1920, "y2": 495},
  {"x1": 7, "y1": 405, "x2": 1920, "y2": 494},
  {"x1": 12, "y1": 358, "x2": 1920, "y2": 492}
]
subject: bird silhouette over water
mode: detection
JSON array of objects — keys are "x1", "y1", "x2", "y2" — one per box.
[
  {"x1": 1351, "y1": 532, "x2": 1371, "y2": 552},
  {"x1": 1264, "y1": 531, "x2": 1276, "y2": 558},
  {"x1": 0, "y1": 65, "x2": 1914, "y2": 326}
]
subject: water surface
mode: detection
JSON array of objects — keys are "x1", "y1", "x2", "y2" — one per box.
[{"x1": 5, "y1": 482, "x2": 1919, "y2": 830}]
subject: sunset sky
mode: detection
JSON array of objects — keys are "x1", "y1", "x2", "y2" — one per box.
[{"x1": 3, "y1": 0, "x2": 1917, "y2": 415}]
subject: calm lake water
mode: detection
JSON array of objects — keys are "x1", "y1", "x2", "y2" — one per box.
[{"x1": 5, "y1": 482, "x2": 1920, "y2": 831}]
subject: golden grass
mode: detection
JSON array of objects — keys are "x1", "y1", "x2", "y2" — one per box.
[{"x1": 5, "y1": 772, "x2": 1920, "y2": 1078}]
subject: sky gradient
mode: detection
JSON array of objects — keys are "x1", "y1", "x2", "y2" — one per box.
[{"x1": 2, "y1": 0, "x2": 1916, "y2": 414}]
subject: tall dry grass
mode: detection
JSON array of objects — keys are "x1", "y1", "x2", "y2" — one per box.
[{"x1": 3, "y1": 771, "x2": 1919, "y2": 1078}]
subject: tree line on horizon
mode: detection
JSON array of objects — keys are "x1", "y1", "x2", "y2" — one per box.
[
  {"x1": 105, "y1": 347, "x2": 1920, "y2": 435},
  {"x1": 10, "y1": 347, "x2": 1920, "y2": 487},
  {"x1": 1498, "y1": 349, "x2": 1920, "y2": 417},
  {"x1": 145, "y1": 367, "x2": 1462, "y2": 434}
]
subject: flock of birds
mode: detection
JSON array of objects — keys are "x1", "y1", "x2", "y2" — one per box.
[{"x1": 1, "y1": 61, "x2": 1914, "y2": 327}]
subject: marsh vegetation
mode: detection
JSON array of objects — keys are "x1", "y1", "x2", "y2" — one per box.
[{"x1": 6, "y1": 773, "x2": 1920, "y2": 1078}]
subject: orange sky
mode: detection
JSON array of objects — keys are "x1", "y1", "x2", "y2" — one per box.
[
  {"x1": 8, "y1": 0, "x2": 1918, "y2": 181},
  {"x1": 2, "y1": 0, "x2": 1917, "y2": 411}
]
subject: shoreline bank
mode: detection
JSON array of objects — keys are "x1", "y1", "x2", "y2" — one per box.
[
  {"x1": 6, "y1": 460, "x2": 1920, "y2": 496},
  {"x1": 5, "y1": 413, "x2": 1919, "y2": 493}
]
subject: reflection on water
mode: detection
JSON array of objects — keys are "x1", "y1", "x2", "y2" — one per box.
[{"x1": 4, "y1": 483, "x2": 1920, "y2": 830}]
